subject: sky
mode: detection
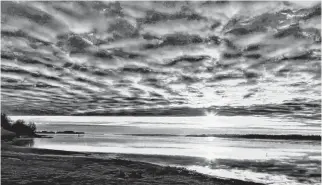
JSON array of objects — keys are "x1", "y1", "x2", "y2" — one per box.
[{"x1": 1, "y1": 1, "x2": 321, "y2": 119}]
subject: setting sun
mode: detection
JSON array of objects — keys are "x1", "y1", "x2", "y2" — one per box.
[{"x1": 205, "y1": 111, "x2": 217, "y2": 117}]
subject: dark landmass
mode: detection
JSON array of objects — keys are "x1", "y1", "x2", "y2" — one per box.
[
  {"x1": 122, "y1": 134, "x2": 321, "y2": 141},
  {"x1": 1, "y1": 113, "x2": 40, "y2": 139},
  {"x1": 120, "y1": 134, "x2": 179, "y2": 137},
  {"x1": 36, "y1": 130, "x2": 85, "y2": 135},
  {"x1": 185, "y1": 134, "x2": 322, "y2": 141},
  {"x1": 36, "y1": 131, "x2": 56, "y2": 134},
  {"x1": 56, "y1": 131, "x2": 85, "y2": 134},
  {"x1": 1, "y1": 143, "x2": 264, "y2": 185},
  {"x1": 1, "y1": 113, "x2": 84, "y2": 139}
]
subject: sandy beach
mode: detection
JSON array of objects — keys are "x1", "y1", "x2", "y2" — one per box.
[{"x1": 1, "y1": 142, "x2": 264, "y2": 185}]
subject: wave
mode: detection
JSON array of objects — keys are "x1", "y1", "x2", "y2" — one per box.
[{"x1": 94, "y1": 151, "x2": 321, "y2": 185}]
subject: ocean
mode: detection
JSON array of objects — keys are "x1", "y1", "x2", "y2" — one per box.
[{"x1": 11, "y1": 115, "x2": 321, "y2": 185}]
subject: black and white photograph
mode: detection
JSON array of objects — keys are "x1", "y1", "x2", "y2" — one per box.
[{"x1": 1, "y1": 1, "x2": 321, "y2": 185}]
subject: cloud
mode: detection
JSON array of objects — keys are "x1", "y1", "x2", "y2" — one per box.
[{"x1": 1, "y1": 1, "x2": 320, "y2": 119}]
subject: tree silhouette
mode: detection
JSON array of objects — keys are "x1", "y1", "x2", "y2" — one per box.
[
  {"x1": 12, "y1": 119, "x2": 36, "y2": 136},
  {"x1": 1, "y1": 113, "x2": 12, "y2": 130},
  {"x1": 28, "y1": 122, "x2": 37, "y2": 133}
]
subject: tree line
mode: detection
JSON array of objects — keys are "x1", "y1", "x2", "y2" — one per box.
[{"x1": 1, "y1": 113, "x2": 37, "y2": 138}]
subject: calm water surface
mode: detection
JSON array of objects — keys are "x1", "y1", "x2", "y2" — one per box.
[{"x1": 11, "y1": 116, "x2": 321, "y2": 185}]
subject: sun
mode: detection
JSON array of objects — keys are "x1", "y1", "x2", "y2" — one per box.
[
  {"x1": 205, "y1": 111, "x2": 217, "y2": 117},
  {"x1": 202, "y1": 111, "x2": 218, "y2": 125}
]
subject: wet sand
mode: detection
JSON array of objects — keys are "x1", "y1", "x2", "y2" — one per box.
[{"x1": 1, "y1": 143, "x2": 263, "y2": 185}]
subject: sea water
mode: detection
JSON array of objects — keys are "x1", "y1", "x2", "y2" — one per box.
[{"x1": 11, "y1": 115, "x2": 321, "y2": 185}]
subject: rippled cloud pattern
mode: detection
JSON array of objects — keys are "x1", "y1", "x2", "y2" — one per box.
[{"x1": 1, "y1": 1, "x2": 321, "y2": 119}]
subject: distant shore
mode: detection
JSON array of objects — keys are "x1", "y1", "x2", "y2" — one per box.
[
  {"x1": 121, "y1": 133, "x2": 322, "y2": 141},
  {"x1": 1, "y1": 143, "x2": 263, "y2": 185},
  {"x1": 36, "y1": 130, "x2": 85, "y2": 135}
]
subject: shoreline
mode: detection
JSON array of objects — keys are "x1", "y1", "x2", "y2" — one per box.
[{"x1": 1, "y1": 143, "x2": 264, "y2": 185}]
